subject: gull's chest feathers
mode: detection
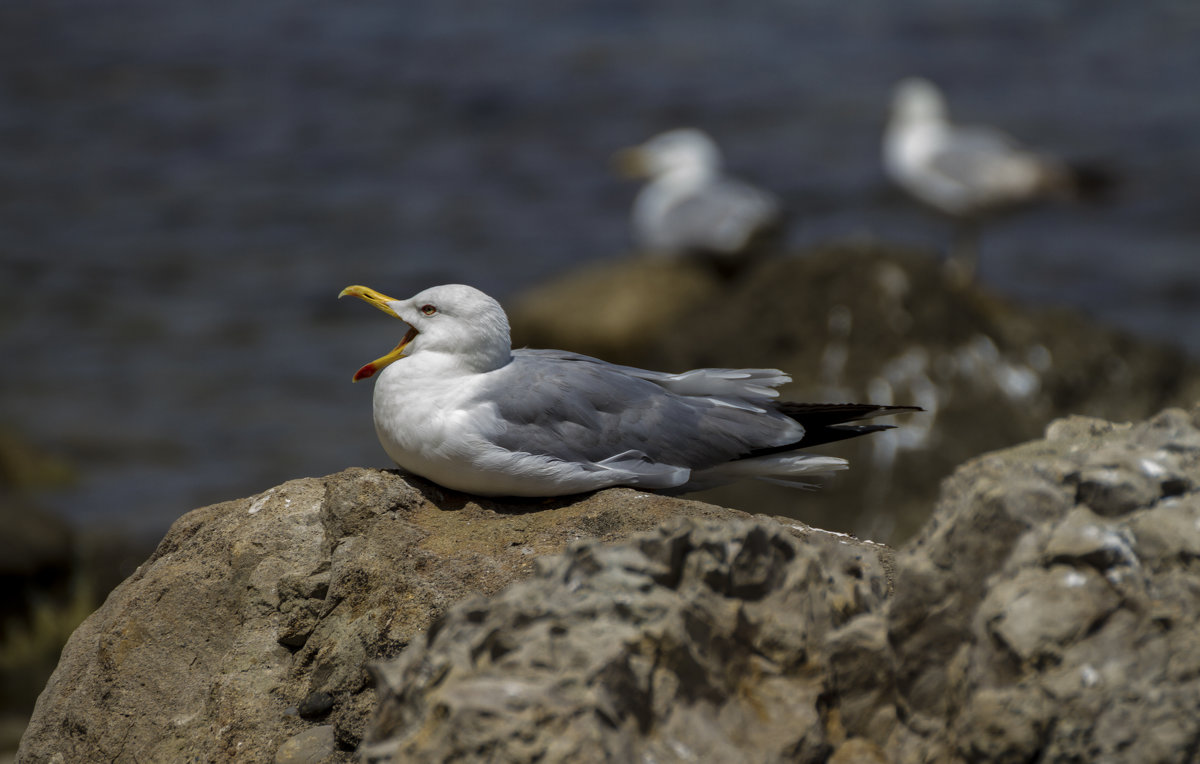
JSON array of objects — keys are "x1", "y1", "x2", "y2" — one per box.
[
  {"x1": 887, "y1": 122, "x2": 943, "y2": 175},
  {"x1": 371, "y1": 357, "x2": 498, "y2": 458},
  {"x1": 635, "y1": 172, "x2": 710, "y2": 232}
]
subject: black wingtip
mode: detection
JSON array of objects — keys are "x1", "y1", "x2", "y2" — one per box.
[
  {"x1": 739, "y1": 403, "x2": 923, "y2": 459},
  {"x1": 797, "y1": 423, "x2": 898, "y2": 449}
]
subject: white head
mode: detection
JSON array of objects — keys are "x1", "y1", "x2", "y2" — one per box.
[
  {"x1": 617, "y1": 128, "x2": 723, "y2": 180},
  {"x1": 339, "y1": 283, "x2": 512, "y2": 378},
  {"x1": 891, "y1": 77, "x2": 948, "y2": 125}
]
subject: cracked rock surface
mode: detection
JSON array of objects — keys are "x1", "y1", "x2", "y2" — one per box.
[
  {"x1": 876, "y1": 407, "x2": 1200, "y2": 762},
  {"x1": 362, "y1": 517, "x2": 886, "y2": 763}
]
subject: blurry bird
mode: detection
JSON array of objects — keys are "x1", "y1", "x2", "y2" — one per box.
[
  {"x1": 884, "y1": 77, "x2": 1112, "y2": 280},
  {"x1": 614, "y1": 128, "x2": 784, "y2": 274}
]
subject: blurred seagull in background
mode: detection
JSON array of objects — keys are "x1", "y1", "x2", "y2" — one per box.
[
  {"x1": 884, "y1": 77, "x2": 1112, "y2": 280},
  {"x1": 615, "y1": 128, "x2": 784, "y2": 273},
  {"x1": 339, "y1": 283, "x2": 918, "y2": 497}
]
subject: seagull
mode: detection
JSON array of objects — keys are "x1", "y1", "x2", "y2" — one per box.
[
  {"x1": 614, "y1": 128, "x2": 784, "y2": 271},
  {"x1": 339, "y1": 283, "x2": 918, "y2": 497},
  {"x1": 883, "y1": 77, "x2": 1111, "y2": 278}
]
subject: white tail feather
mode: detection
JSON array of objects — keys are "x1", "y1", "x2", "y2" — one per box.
[{"x1": 685, "y1": 453, "x2": 849, "y2": 491}]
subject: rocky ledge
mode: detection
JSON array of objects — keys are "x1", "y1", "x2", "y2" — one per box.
[
  {"x1": 16, "y1": 469, "x2": 886, "y2": 763},
  {"x1": 19, "y1": 405, "x2": 1200, "y2": 763}
]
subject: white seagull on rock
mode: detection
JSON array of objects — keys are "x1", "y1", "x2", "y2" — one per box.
[
  {"x1": 615, "y1": 128, "x2": 784, "y2": 270},
  {"x1": 339, "y1": 283, "x2": 918, "y2": 497}
]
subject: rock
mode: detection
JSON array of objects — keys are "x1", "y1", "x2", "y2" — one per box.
[
  {"x1": 297, "y1": 691, "x2": 334, "y2": 720},
  {"x1": 17, "y1": 467, "x2": 889, "y2": 763},
  {"x1": 861, "y1": 405, "x2": 1200, "y2": 761},
  {"x1": 981, "y1": 565, "x2": 1121, "y2": 665},
  {"x1": 1042, "y1": 505, "x2": 1137, "y2": 569},
  {"x1": 274, "y1": 725, "x2": 335, "y2": 764},
  {"x1": 360, "y1": 517, "x2": 889, "y2": 763},
  {"x1": 508, "y1": 243, "x2": 1200, "y2": 544}
]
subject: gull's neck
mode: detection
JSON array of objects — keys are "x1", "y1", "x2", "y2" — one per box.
[
  {"x1": 893, "y1": 97, "x2": 949, "y2": 132},
  {"x1": 454, "y1": 342, "x2": 513, "y2": 374},
  {"x1": 388, "y1": 334, "x2": 513, "y2": 381}
]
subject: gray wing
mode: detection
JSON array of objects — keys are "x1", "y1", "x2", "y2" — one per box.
[
  {"x1": 927, "y1": 124, "x2": 1033, "y2": 189},
  {"x1": 477, "y1": 352, "x2": 802, "y2": 469},
  {"x1": 661, "y1": 178, "x2": 781, "y2": 253},
  {"x1": 516, "y1": 349, "x2": 788, "y2": 411}
]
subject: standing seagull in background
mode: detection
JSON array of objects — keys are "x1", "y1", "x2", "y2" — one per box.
[
  {"x1": 884, "y1": 77, "x2": 1111, "y2": 280},
  {"x1": 615, "y1": 128, "x2": 784, "y2": 273},
  {"x1": 339, "y1": 283, "x2": 918, "y2": 498}
]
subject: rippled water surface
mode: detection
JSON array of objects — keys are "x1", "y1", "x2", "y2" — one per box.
[{"x1": 3, "y1": 1, "x2": 1198, "y2": 534}]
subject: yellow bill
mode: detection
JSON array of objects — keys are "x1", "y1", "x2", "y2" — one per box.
[{"x1": 338, "y1": 285, "x2": 417, "y2": 381}]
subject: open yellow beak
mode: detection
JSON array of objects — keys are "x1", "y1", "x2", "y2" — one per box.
[{"x1": 338, "y1": 285, "x2": 418, "y2": 382}]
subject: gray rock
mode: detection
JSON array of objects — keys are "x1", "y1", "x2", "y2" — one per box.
[
  {"x1": 274, "y1": 725, "x2": 334, "y2": 764},
  {"x1": 17, "y1": 468, "x2": 888, "y2": 763},
  {"x1": 360, "y1": 518, "x2": 887, "y2": 763},
  {"x1": 865, "y1": 406, "x2": 1200, "y2": 761},
  {"x1": 981, "y1": 565, "x2": 1121, "y2": 665}
]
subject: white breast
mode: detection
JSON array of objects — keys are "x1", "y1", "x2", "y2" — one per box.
[{"x1": 371, "y1": 359, "x2": 487, "y2": 469}]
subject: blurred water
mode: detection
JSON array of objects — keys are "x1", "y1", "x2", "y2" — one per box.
[{"x1": 2, "y1": 0, "x2": 1198, "y2": 535}]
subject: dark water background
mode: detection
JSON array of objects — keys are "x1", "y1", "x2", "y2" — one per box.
[{"x1": 2, "y1": 0, "x2": 1198, "y2": 539}]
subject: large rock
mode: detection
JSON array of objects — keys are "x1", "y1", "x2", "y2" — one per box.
[
  {"x1": 16, "y1": 468, "x2": 889, "y2": 763},
  {"x1": 357, "y1": 406, "x2": 1200, "y2": 763},
  {"x1": 870, "y1": 406, "x2": 1200, "y2": 761},
  {"x1": 361, "y1": 516, "x2": 888, "y2": 762},
  {"x1": 508, "y1": 243, "x2": 1200, "y2": 543}
]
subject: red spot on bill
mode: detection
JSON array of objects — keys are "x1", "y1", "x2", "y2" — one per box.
[{"x1": 353, "y1": 363, "x2": 377, "y2": 382}]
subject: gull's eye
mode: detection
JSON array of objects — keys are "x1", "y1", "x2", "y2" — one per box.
[{"x1": 420, "y1": 304, "x2": 437, "y2": 316}]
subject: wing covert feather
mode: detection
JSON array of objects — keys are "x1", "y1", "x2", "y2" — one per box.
[{"x1": 478, "y1": 353, "x2": 801, "y2": 468}]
